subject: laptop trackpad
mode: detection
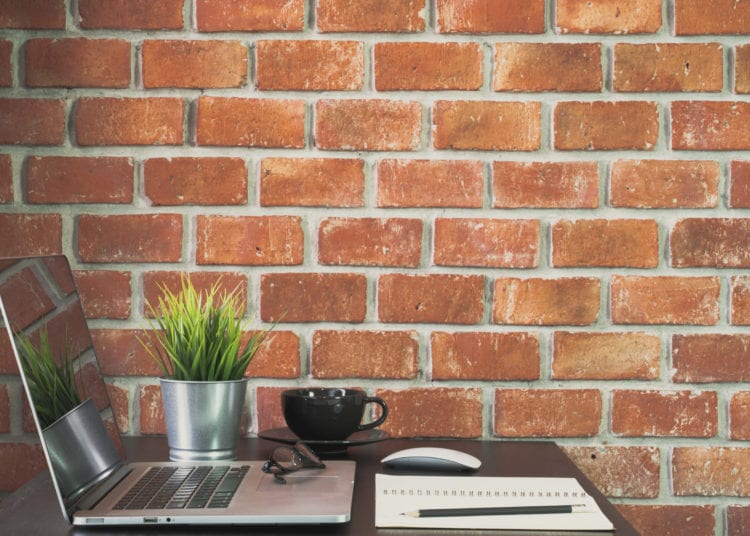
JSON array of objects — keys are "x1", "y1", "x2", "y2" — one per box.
[{"x1": 257, "y1": 473, "x2": 341, "y2": 492}]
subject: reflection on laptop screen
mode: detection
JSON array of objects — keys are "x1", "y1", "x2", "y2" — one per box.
[{"x1": 0, "y1": 255, "x2": 124, "y2": 518}]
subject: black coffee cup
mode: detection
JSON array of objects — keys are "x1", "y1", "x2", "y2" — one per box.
[{"x1": 281, "y1": 388, "x2": 388, "y2": 441}]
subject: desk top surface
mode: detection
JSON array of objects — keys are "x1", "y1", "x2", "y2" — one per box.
[{"x1": 0, "y1": 436, "x2": 638, "y2": 535}]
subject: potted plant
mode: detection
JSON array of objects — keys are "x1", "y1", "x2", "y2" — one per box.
[
  {"x1": 141, "y1": 276, "x2": 272, "y2": 461},
  {"x1": 15, "y1": 326, "x2": 120, "y2": 498}
]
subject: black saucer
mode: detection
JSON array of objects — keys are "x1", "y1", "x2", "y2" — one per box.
[{"x1": 258, "y1": 427, "x2": 389, "y2": 456}]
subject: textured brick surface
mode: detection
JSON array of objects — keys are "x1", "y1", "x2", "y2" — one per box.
[
  {"x1": 617, "y1": 505, "x2": 715, "y2": 536},
  {"x1": 0, "y1": 0, "x2": 748, "y2": 520},
  {"x1": 553, "y1": 331, "x2": 660, "y2": 380},
  {"x1": 495, "y1": 389, "x2": 602, "y2": 437},
  {"x1": 494, "y1": 43, "x2": 602, "y2": 92},
  {"x1": 610, "y1": 160, "x2": 719, "y2": 208},
  {"x1": 493, "y1": 277, "x2": 600, "y2": 325},
  {"x1": 563, "y1": 446, "x2": 660, "y2": 497}
]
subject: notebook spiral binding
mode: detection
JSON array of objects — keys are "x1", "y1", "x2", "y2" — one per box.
[{"x1": 381, "y1": 487, "x2": 589, "y2": 499}]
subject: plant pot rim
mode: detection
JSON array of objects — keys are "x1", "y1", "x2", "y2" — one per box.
[
  {"x1": 42, "y1": 397, "x2": 93, "y2": 433},
  {"x1": 159, "y1": 377, "x2": 248, "y2": 385}
]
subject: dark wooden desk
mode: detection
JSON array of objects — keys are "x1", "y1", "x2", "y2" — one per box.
[{"x1": 0, "y1": 437, "x2": 638, "y2": 535}]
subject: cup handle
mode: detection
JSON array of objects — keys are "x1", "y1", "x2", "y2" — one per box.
[{"x1": 358, "y1": 397, "x2": 388, "y2": 431}]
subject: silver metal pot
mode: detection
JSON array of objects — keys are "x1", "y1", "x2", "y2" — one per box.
[
  {"x1": 42, "y1": 398, "x2": 121, "y2": 500},
  {"x1": 160, "y1": 378, "x2": 247, "y2": 461}
]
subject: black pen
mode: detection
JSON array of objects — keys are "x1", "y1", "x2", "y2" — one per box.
[{"x1": 403, "y1": 504, "x2": 587, "y2": 518}]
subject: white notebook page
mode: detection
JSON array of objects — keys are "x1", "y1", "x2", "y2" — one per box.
[{"x1": 375, "y1": 474, "x2": 614, "y2": 531}]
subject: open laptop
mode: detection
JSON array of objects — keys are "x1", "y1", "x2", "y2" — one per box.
[{"x1": 0, "y1": 255, "x2": 355, "y2": 526}]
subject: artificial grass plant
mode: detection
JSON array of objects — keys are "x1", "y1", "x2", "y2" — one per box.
[{"x1": 141, "y1": 276, "x2": 271, "y2": 382}]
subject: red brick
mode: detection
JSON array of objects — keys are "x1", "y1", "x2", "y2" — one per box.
[
  {"x1": 728, "y1": 505, "x2": 750, "y2": 536},
  {"x1": 672, "y1": 101, "x2": 750, "y2": 150},
  {"x1": 675, "y1": 0, "x2": 750, "y2": 35},
  {"x1": 612, "y1": 276, "x2": 720, "y2": 325},
  {"x1": 142, "y1": 271, "x2": 248, "y2": 318},
  {"x1": 319, "y1": 217, "x2": 422, "y2": 267},
  {"x1": 431, "y1": 331, "x2": 540, "y2": 381},
  {"x1": 553, "y1": 331, "x2": 660, "y2": 380},
  {"x1": 434, "y1": 218, "x2": 540, "y2": 268},
  {"x1": 78, "y1": 214, "x2": 182, "y2": 263},
  {"x1": 617, "y1": 505, "x2": 715, "y2": 536},
  {"x1": 0, "y1": 214, "x2": 61, "y2": 257},
  {"x1": 0, "y1": 443, "x2": 46, "y2": 492},
  {"x1": 142, "y1": 40, "x2": 247, "y2": 89},
  {"x1": 75, "y1": 270, "x2": 131, "y2": 319},
  {"x1": 311, "y1": 330, "x2": 419, "y2": 379},
  {"x1": 556, "y1": 0, "x2": 662, "y2": 34},
  {"x1": 315, "y1": 99, "x2": 421, "y2": 151},
  {"x1": 730, "y1": 392, "x2": 750, "y2": 440},
  {"x1": 730, "y1": 161, "x2": 750, "y2": 207},
  {"x1": 196, "y1": 97, "x2": 305, "y2": 148},
  {"x1": 0, "y1": 40, "x2": 10, "y2": 87},
  {"x1": 75, "y1": 97, "x2": 183, "y2": 146},
  {"x1": 612, "y1": 390, "x2": 718, "y2": 437},
  {"x1": 554, "y1": 101, "x2": 659, "y2": 150},
  {"x1": 0, "y1": 98, "x2": 65, "y2": 145},
  {"x1": 375, "y1": 42, "x2": 482, "y2": 90},
  {"x1": 614, "y1": 43, "x2": 723, "y2": 92},
  {"x1": 0, "y1": 153, "x2": 12, "y2": 203},
  {"x1": 196, "y1": 0, "x2": 304, "y2": 32},
  {"x1": 246, "y1": 331, "x2": 300, "y2": 379},
  {"x1": 563, "y1": 446, "x2": 660, "y2": 498},
  {"x1": 0, "y1": 331, "x2": 17, "y2": 374},
  {"x1": 260, "y1": 273, "x2": 367, "y2": 323},
  {"x1": 673, "y1": 447, "x2": 750, "y2": 496},
  {"x1": 492, "y1": 161, "x2": 599, "y2": 208},
  {"x1": 144, "y1": 157, "x2": 247, "y2": 206},
  {"x1": 0, "y1": 0, "x2": 65, "y2": 29},
  {"x1": 732, "y1": 276, "x2": 750, "y2": 325},
  {"x1": 139, "y1": 384, "x2": 165, "y2": 435},
  {"x1": 552, "y1": 219, "x2": 658, "y2": 268},
  {"x1": 196, "y1": 215, "x2": 303, "y2": 266},
  {"x1": 493, "y1": 277, "x2": 600, "y2": 326},
  {"x1": 495, "y1": 389, "x2": 602, "y2": 437},
  {"x1": 257, "y1": 40, "x2": 363, "y2": 91},
  {"x1": 672, "y1": 334, "x2": 750, "y2": 383},
  {"x1": 737, "y1": 45, "x2": 750, "y2": 93},
  {"x1": 494, "y1": 43, "x2": 601, "y2": 92},
  {"x1": 78, "y1": 0, "x2": 183, "y2": 30},
  {"x1": 610, "y1": 159, "x2": 720, "y2": 208},
  {"x1": 317, "y1": 0, "x2": 425, "y2": 33},
  {"x1": 376, "y1": 388, "x2": 483, "y2": 438},
  {"x1": 377, "y1": 159, "x2": 483, "y2": 208},
  {"x1": 378, "y1": 274, "x2": 484, "y2": 324},
  {"x1": 25, "y1": 38, "x2": 130, "y2": 88},
  {"x1": 91, "y1": 329, "x2": 162, "y2": 376},
  {"x1": 0, "y1": 265, "x2": 55, "y2": 332},
  {"x1": 0, "y1": 385, "x2": 8, "y2": 433},
  {"x1": 26, "y1": 156, "x2": 133, "y2": 204},
  {"x1": 256, "y1": 386, "x2": 288, "y2": 432},
  {"x1": 436, "y1": 0, "x2": 545, "y2": 34},
  {"x1": 671, "y1": 218, "x2": 750, "y2": 268},
  {"x1": 260, "y1": 157, "x2": 364, "y2": 207},
  {"x1": 107, "y1": 384, "x2": 130, "y2": 434},
  {"x1": 433, "y1": 100, "x2": 541, "y2": 151}
]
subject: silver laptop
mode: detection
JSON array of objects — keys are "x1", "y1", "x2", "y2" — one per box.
[{"x1": 0, "y1": 255, "x2": 355, "y2": 526}]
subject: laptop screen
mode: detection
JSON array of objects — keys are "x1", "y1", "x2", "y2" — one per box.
[{"x1": 0, "y1": 255, "x2": 124, "y2": 519}]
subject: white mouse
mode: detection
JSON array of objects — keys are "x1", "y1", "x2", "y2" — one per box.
[{"x1": 381, "y1": 447, "x2": 481, "y2": 472}]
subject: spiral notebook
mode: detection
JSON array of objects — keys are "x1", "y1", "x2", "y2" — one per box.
[{"x1": 375, "y1": 474, "x2": 614, "y2": 532}]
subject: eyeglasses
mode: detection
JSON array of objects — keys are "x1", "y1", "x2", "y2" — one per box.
[{"x1": 262, "y1": 442, "x2": 326, "y2": 484}]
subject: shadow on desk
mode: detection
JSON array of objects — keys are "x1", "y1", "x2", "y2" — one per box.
[{"x1": 0, "y1": 436, "x2": 639, "y2": 536}]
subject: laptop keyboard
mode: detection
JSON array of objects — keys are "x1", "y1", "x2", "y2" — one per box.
[{"x1": 114, "y1": 465, "x2": 250, "y2": 510}]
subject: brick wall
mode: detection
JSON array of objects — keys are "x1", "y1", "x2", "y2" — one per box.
[{"x1": 0, "y1": 0, "x2": 748, "y2": 533}]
